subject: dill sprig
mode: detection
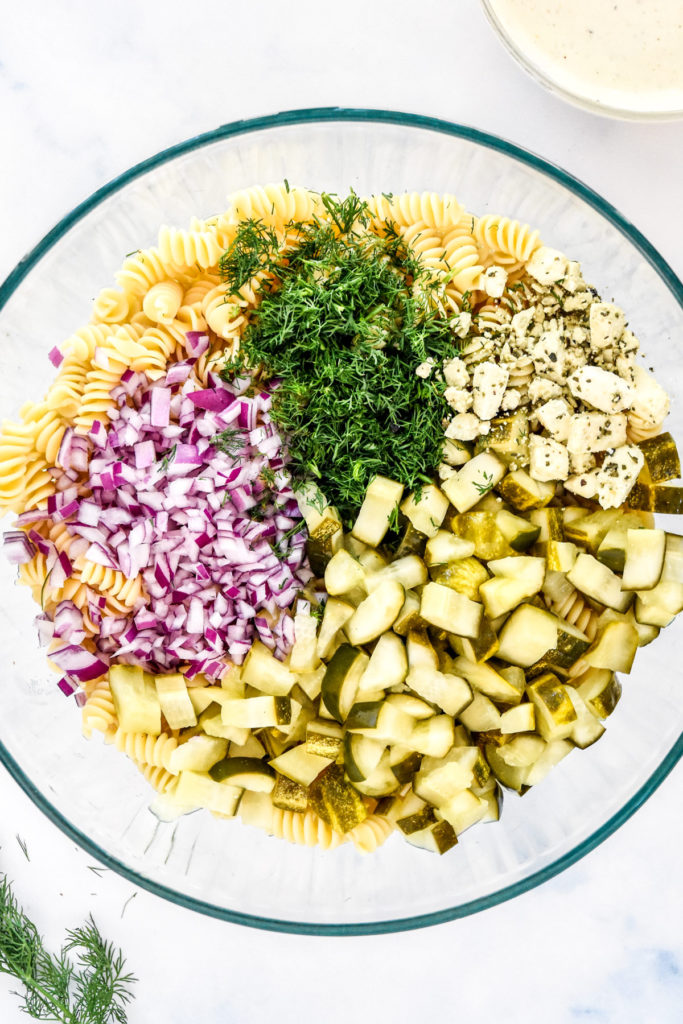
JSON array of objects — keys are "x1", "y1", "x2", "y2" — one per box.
[
  {"x1": 0, "y1": 875, "x2": 136, "y2": 1023},
  {"x1": 220, "y1": 192, "x2": 462, "y2": 522}
]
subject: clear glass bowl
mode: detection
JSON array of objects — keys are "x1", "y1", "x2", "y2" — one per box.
[
  {"x1": 481, "y1": 0, "x2": 683, "y2": 122},
  {"x1": 1, "y1": 109, "x2": 682, "y2": 935}
]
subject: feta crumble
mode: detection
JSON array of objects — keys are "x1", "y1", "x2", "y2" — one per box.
[
  {"x1": 471, "y1": 361, "x2": 509, "y2": 420},
  {"x1": 567, "y1": 365, "x2": 634, "y2": 413},
  {"x1": 529, "y1": 435, "x2": 569, "y2": 482}
]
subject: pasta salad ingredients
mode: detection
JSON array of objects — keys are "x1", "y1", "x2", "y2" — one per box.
[{"x1": 2, "y1": 182, "x2": 682, "y2": 859}]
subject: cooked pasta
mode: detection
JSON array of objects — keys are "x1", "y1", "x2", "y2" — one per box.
[
  {"x1": 141, "y1": 280, "x2": 184, "y2": 324},
  {"x1": 228, "y1": 183, "x2": 322, "y2": 228},
  {"x1": 547, "y1": 586, "x2": 600, "y2": 641},
  {"x1": 113, "y1": 729, "x2": 178, "y2": 770},
  {"x1": 76, "y1": 561, "x2": 145, "y2": 609},
  {"x1": 474, "y1": 214, "x2": 542, "y2": 264},
  {"x1": 81, "y1": 679, "x2": 118, "y2": 739},
  {"x1": 268, "y1": 807, "x2": 345, "y2": 849},
  {"x1": 626, "y1": 413, "x2": 668, "y2": 444},
  {"x1": 137, "y1": 761, "x2": 176, "y2": 793},
  {"x1": 91, "y1": 287, "x2": 133, "y2": 325},
  {"x1": 116, "y1": 247, "x2": 184, "y2": 299},
  {"x1": 157, "y1": 226, "x2": 224, "y2": 271},
  {"x1": 367, "y1": 191, "x2": 464, "y2": 230},
  {"x1": 347, "y1": 814, "x2": 395, "y2": 853}
]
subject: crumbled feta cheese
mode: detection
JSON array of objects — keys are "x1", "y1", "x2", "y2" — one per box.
[
  {"x1": 567, "y1": 365, "x2": 634, "y2": 413},
  {"x1": 563, "y1": 290, "x2": 592, "y2": 313},
  {"x1": 526, "y1": 246, "x2": 569, "y2": 286},
  {"x1": 569, "y1": 450, "x2": 596, "y2": 474},
  {"x1": 528, "y1": 378, "x2": 563, "y2": 404},
  {"x1": 482, "y1": 265, "x2": 508, "y2": 299},
  {"x1": 445, "y1": 413, "x2": 483, "y2": 442},
  {"x1": 443, "y1": 357, "x2": 470, "y2": 388},
  {"x1": 565, "y1": 470, "x2": 600, "y2": 500},
  {"x1": 564, "y1": 345, "x2": 588, "y2": 375},
  {"x1": 615, "y1": 354, "x2": 635, "y2": 382},
  {"x1": 500, "y1": 388, "x2": 522, "y2": 411},
  {"x1": 452, "y1": 311, "x2": 472, "y2": 339},
  {"x1": 532, "y1": 327, "x2": 565, "y2": 383},
  {"x1": 444, "y1": 387, "x2": 472, "y2": 414},
  {"x1": 471, "y1": 361, "x2": 509, "y2": 420},
  {"x1": 566, "y1": 412, "x2": 628, "y2": 453},
  {"x1": 618, "y1": 329, "x2": 639, "y2": 355},
  {"x1": 589, "y1": 303, "x2": 626, "y2": 350},
  {"x1": 596, "y1": 444, "x2": 645, "y2": 509},
  {"x1": 415, "y1": 358, "x2": 436, "y2": 379},
  {"x1": 535, "y1": 398, "x2": 572, "y2": 441},
  {"x1": 529, "y1": 435, "x2": 569, "y2": 482},
  {"x1": 629, "y1": 365, "x2": 670, "y2": 427},
  {"x1": 560, "y1": 261, "x2": 584, "y2": 293},
  {"x1": 511, "y1": 307, "x2": 535, "y2": 344}
]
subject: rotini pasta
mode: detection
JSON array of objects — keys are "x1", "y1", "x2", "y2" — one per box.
[
  {"x1": 367, "y1": 191, "x2": 464, "y2": 230},
  {"x1": 91, "y1": 287, "x2": 134, "y2": 325},
  {"x1": 81, "y1": 678, "x2": 118, "y2": 739},
  {"x1": 228, "y1": 183, "x2": 322, "y2": 228},
  {"x1": 347, "y1": 814, "x2": 395, "y2": 853},
  {"x1": 113, "y1": 729, "x2": 178, "y2": 770},
  {"x1": 474, "y1": 214, "x2": 542, "y2": 264},
  {"x1": 268, "y1": 807, "x2": 345, "y2": 849},
  {"x1": 141, "y1": 280, "x2": 184, "y2": 324}
]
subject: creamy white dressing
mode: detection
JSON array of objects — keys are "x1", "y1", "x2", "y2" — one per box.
[{"x1": 489, "y1": 0, "x2": 683, "y2": 114}]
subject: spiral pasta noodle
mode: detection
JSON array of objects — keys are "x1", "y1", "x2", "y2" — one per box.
[
  {"x1": 228, "y1": 183, "x2": 323, "y2": 228},
  {"x1": 400, "y1": 221, "x2": 447, "y2": 272},
  {"x1": 91, "y1": 287, "x2": 134, "y2": 325},
  {"x1": 367, "y1": 191, "x2": 464, "y2": 230},
  {"x1": 548, "y1": 587, "x2": 600, "y2": 641},
  {"x1": 115, "y1": 247, "x2": 189, "y2": 299},
  {"x1": 76, "y1": 561, "x2": 145, "y2": 609},
  {"x1": 347, "y1": 814, "x2": 395, "y2": 853},
  {"x1": 81, "y1": 678, "x2": 118, "y2": 739},
  {"x1": 626, "y1": 414, "x2": 668, "y2": 444},
  {"x1": 137, "y1": 762, "x2": 176, "y2": 793},
  {"x1": 157, "y1": 226, "x2": 224, "y2": 271},
  {"x1": 268, "y1": 807, "x2": 345, "y2": 849},
  {"x1": 474, "y1": 214, "x2": 542, "y2": 265},
  {"x1": 441, "y1": 223, "x2": 485, "y2": 295},
  {"x1": 142, "y1": 280, "x2": 184, "y2": 324},
  {"x1": 113, "y1": 729, "x2": 178, "y2": 770}
]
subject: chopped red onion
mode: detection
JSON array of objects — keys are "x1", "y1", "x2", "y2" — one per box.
[{"x1": 3, "y1": 531, "x2": 36, "y2": 564}]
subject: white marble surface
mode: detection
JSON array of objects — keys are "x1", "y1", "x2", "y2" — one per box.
[{"x1": 1, "y1": 1, "x2": 682, "y2": 1021}]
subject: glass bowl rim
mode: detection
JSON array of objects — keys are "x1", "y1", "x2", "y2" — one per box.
[
  {"x1": 479, "y1": 0, "x2": 683, "y2": 123},
  {"x1": 0, "y1": 106, "x2": 681, "y2": 936}
]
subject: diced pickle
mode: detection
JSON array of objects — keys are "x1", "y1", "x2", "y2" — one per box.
[{"x1": 307, "y1": 763, "x2": 368, "y2": 833}]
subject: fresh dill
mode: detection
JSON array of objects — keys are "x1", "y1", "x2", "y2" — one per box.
[
  {"x1": 310, "y1": 601, "x2": 325, "y2": 623},
  {"x1": 387, "y1": 503, "x2": 401, "y2": 533},
  {"x1": 270, "y1": 519, "x2": 306, "y2": 560},
  {"x1": 473, "y1": 470, "x2": 495, "y2": 496},
  {"x1": 219, "y1": 192, "x2": 462, "y2": 522},
  {"x1": 260, "y1": 466, "x2": 276, "y2": 487},
  {"x1": 0, "y1": 875, "x2": 136, "y2": 1023},
  {"x1": 213, "y1": 428, "x2": 245, "y2": 459},
  {"x1": 16, "y1": 835, "x2": 30, "y2": 862},
  {"x1": 159, "y1": 444, "x2": 177, "y2": 471}
]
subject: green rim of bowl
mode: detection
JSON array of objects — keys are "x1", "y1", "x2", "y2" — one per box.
[{"x1": 1, "y1": 107, "x2": 682, "y2": 936}]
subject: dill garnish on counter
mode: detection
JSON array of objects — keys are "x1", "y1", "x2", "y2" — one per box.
[{"x1": 220, "y1": 192, "x2": 462, "y2": 523}]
